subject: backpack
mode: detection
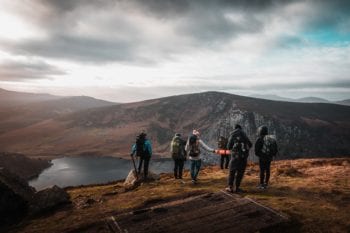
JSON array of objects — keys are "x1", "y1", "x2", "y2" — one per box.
[
  {"x1": 261, "y1": 135, "x2": 278, "y2": 158},
  {"x1": 171, "y1": 137, "x2": 184, "y2": 159},
  {"x1": 230, "y1": 131, "x2": 247, "y2": 158},
  {"x1": 218, "y1": 136, "x2": 228, "y2": 149},
  {"x1": 136, "y1": 135, "x2": 145, "y2": 157},
  {"x1": 189, "y1": 135, "x2": 200, "y2": 157}
]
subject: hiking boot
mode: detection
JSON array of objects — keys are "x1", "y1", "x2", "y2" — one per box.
[
  {"x1": 263, "y1": 183, "x2": 268, "y2": 189},
  {"x1": 257, "y1": 184, "x2": 264, "y2": 190},
  {"x1": 235, "y1": 188, "x2": 246, "y2": 193},
  {"x1": 225, "y1": 186, "x2": 234, "y2": 193},
  {"x1": 191, "y1": 179, "x2": 197, "y2": 184}
]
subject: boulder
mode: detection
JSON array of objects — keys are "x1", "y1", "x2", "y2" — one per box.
[
  {"x1": 124, "y1": 169, "x2": 139, "y2": 188},
  {"x1": 0, "y1": 168, "x2": 35, "y2": 227},
  {"x1": 30, "y1": 185, "x2": 71, "y2": 214},
  {"x1": 124, "y1": 170, "x2": 160, "y2": 189}
]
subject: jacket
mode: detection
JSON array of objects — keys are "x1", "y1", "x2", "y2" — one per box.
[{"x1": 131, "y1": 139, "x2": 152, "y2": 157}]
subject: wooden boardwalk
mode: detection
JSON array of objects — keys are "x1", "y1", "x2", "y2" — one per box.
[{"x1": 106, "y1": 191, "x2": 288, "y2": 233}]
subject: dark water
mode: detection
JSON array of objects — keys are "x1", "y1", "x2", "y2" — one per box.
[{"x1": 29, "y1": 156, "x2": 174, "y2": 190}]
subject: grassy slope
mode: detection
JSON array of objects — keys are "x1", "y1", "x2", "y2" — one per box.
[{"x1": 11, "y1": 158, "x2": 350, "y2": 233}]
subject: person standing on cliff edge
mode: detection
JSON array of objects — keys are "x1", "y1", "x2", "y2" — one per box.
[
  {"x1": 185, "y1": 129, "x2": 215, "y2": 184},
  {"x1": 130, "y1": 131, "x2": 152, "y2": 180},
  {"x1": 226, "y1": 124, "x2": 252, "y2": 193}
]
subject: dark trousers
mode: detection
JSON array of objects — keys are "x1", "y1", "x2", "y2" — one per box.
[
  {"x1": 138, "y1": 156, "x2": 150, "y2": 178},
  {"x1": 228, "y1": 157, "x2": 247, "y2": 188},
  {"x1": 220, "y1": 155, "x2": 229, "y2": 169},
  {"x1": 173, "y1": 159, "x2": 185, "y2": 179},
  {"x1": 259, "y1": 159, "x2": 271, "y2": 185}
]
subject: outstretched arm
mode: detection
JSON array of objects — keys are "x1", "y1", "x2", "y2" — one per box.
[{"x1": 199, "y1": 139, "x2": 215, "y2": 152}]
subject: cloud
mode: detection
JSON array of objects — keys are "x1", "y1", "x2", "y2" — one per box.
[
  {"x1": 0, "y1": 0, "x2": 349, "y2": 101},
  {"x1": 0, "y1": 0, "x2": 304, "y2": 64},
  {"x1": 0, "y1": 60, "x2": 66, "y2": 81}
]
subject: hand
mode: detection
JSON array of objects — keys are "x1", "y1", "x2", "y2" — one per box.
[{"x1": 130, "y1": 153, "x2": 134, "y2": 157}]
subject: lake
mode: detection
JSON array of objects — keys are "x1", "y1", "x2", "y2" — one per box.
[{"x1": 29, "y1": 156, "x2": 175, "y2": 190}]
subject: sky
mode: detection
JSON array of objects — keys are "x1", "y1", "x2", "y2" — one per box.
[{"x1": 0, "y1": 0, "x2": 349, "y2": 102}]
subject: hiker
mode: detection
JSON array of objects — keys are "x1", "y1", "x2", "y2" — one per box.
[
  {"x1": 170, "y1": 133, "x2": 186, "y2": 179},
  {"x1": 185, "y1": 129, "x2": 215, "y2": 184},
  {"x1": 226, "y1": 124, "x2": 252, "y2": 193},
  {"x1": 255, "y1": 125, "x2": 278, "y2": 189},
  {"x1": 130, "y1": 131, "x2": 152, "y2": 179},
  {"x1": 218, "y1": 136, "x2": 229, "y2": 169}
]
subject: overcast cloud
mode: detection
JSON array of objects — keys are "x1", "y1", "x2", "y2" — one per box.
[{"x1": 0, "y1": 0, "x2": 349, "y2": 102}]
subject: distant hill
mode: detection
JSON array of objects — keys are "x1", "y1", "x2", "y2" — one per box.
[
  {"x1": 250, "y1": 94, "x2": 294, "y2": 102},
  {"x1": 0, "y1": 88, "x2": 117, "y2": 134},
  {"x1": 0, "y1": 91, "x2": 349, "y2": 160},
  {"x1": 250, "y1": 94, "x2": 348, "y2": 104},
  {"x1": 0, "y1": 88, "x2": 60, "y2": 107},
  {"x1": 336, "y1": 99, "x2": 350, "y2": 106},
  {"x1": 295, "y1": 97, "x2": 329, "y2": 103}
]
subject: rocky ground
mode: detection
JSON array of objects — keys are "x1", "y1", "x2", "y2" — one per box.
[{"x1": 5, "y1": 157, "x2": 350, "y2": 233}]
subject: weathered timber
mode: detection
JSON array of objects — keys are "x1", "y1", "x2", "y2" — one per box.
[{"x1": 109, "y1": 191, "x2": 289, "y2": 233}]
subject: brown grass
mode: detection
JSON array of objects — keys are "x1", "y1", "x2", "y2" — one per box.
[{"x1": 9, "y1": 157, "x2": 350, "y2": 233}]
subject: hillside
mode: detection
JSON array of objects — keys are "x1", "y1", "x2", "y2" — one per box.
[
  {"x1": 0, "y1": 88, "x2": 60, "y2": 107},
  {"x1": 7, "y1": 158, "x2": 350, "y2": 233},
  {"x1": 0, "y1": 91, "x2": 349, "y2": 159},
  {"x1": 0, "y1": 88, "x2": 117, "y2": 134}
]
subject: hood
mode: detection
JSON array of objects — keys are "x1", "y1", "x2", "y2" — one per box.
[{"x1": 257, "y1": 125, "x2": 268, "y2": 137}]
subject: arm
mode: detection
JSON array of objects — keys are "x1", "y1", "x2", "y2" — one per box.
[
  {"x1": 199, "y1": 139, "x2": 214, "y2": 152},
  {"x1": 146, "y1": 140, "x2": 152, "y2": 156},
  {"x1": 254, "y1": 138, "x2": 264, "y2": 157},
  {"x1": 242, "y1": 131, "x2": 252, "y2": 149},
  {"x1": 131, "y1": 144, "x2": 136, "y2": 156},
  {"x1": 227, "y1": 133, "x2": 234, "y2": 150},
  {"x1": 185, "y1": 138, "x2": 190, "y2": 154}
]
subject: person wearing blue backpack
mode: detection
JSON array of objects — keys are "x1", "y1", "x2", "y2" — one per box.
[
  {"x1": 130, "y1": 131, "x2": 152, "y2": 179},
  {"x1": 185, "y1": 129, "x2": 215, "y2": 184}
]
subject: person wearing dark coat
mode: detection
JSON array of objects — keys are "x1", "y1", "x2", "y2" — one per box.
[
  {"x1": 255, "y1": 125, "x2": 278, "y2": 189},
  {"x1": 226, "y1": 124, "x2": 252, "y2": 193},
  {"x1": 170, "y1": 133, "x2": 187, "y2": 179}
]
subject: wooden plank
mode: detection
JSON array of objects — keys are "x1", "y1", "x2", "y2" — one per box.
[{"x1": 110, "y1": 192, "x2": 288, "y2": 233}]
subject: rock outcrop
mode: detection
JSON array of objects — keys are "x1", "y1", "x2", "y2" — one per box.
[
  {"x1": 124, "y1": 169, "x2": 160, "y2": 189},
  {"x1": 0, "y1": 168, "x2": 35, "y2": 227},
  {"x1": 30, "y1": 185, "x2": 71, "y2": 214},
  {"x1": 0, "y1": 168, "x2": 70, "y2": 228}
]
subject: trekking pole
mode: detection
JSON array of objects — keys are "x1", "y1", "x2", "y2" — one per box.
[{"x1": 131, "y1": 154, "x2": 138, "y2": 180}]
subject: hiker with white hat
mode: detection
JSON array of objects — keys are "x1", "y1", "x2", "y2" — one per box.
[{"x1": 185, "y1": 129, "x2": 215, "y2": 184}]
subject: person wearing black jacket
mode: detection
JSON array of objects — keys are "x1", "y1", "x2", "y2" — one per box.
[
  {"x1": 255, "y1": 125, "x2": 278, "y2": 189},
  {"x1": 225, "y1": 124, "x2": 252, "y2": 193}
]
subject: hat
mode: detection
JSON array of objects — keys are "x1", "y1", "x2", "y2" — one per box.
[
  {"x1": 234, "y1": 124, "x2": 242, "y2": 129},
  {"x1": 175, "y1": 133, "x2": 181, "y2": 137},
  {"x1": 192, "y1": 129, "x2": 200, "y2": 136}
]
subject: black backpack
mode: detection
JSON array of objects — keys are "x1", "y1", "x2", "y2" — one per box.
[
  {"x1": 261, "y1": 135, "x2": 278, "y2": 158},
  {"x1": 136, "y1": 134, "x2": 145, "y2": 157},
  {"x1": 189, "y1": 135, "x2": 200, "y2": 157},
  {"x1": 230, "y1": 131, "x2": 247, "y2": 158}
]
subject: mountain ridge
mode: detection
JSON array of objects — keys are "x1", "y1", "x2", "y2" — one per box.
[{"x1": 0, "y1": 91, "x2": 349, "y2": 159}]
